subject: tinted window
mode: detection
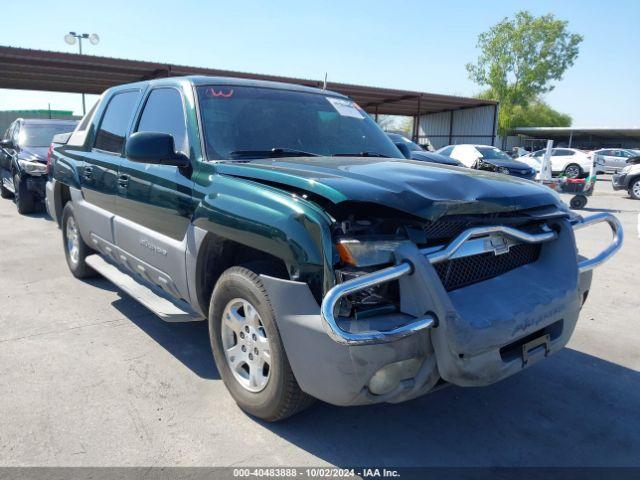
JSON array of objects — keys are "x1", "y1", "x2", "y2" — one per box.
[
  {"x1": 94, "y1": 91, "x2": 140, "y2": 154},
  {"x1": 554, "y1": 149, "x2": 573, "y2": 156},
  {"x1": 475, "y1": 146, "x2": 510, "y2": 160},
  {"x1": 532, "y1": 150, "x2": 544, "y2": 157},
  {"x1": 136, "y1": 88, "x2": 188, "y2": 153},
  {"x1": 197, "y1": 86, "x2": 400, "y2": 160},
  {"x1": 598, "y1": 149, "x2": 611, "y2": 156},
  {"x1": 438, "y1": 146, "x2": 454, "y2": 157}
]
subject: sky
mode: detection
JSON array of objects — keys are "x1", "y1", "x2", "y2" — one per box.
[{"x1": 0, "y1": 0, "x2": 638, "y2": 126}]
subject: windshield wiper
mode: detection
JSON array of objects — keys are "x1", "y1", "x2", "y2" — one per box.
[
  {"x1": 228, "y1": 148, "x2": 319, "y2": 159},
  {"x1": 332, "y1": 151, "x2": 390, "y2": 158}
]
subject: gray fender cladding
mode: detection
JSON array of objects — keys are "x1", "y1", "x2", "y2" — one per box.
[{"x1": 259, "y1": 275, "x2": 436, "y2": 406}]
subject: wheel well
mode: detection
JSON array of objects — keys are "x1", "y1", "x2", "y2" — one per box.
[
  {"x1": 54, "y1": 183, "x2": 71, "y2": 226},
  {"x1": 195, "y1": 234, "x2": 289, "y2": 314}
]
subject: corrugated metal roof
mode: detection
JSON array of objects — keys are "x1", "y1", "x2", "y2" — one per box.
[{"x1": 0, "y1": 45, "x2": 496, "y2": 116}]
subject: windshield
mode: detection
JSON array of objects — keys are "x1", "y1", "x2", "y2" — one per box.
[
  {"x1": 19, "y1": 123, "x2": 76, "y2": 147},
  {"x1": 197, "y1": 86, "x2": 401, "y2": 160},
  {"x1": 387, "y1": 133, "x2": 422, "y2": 152},
  {"x1": 476, "y1": 146, "x2": 511, "y2": 160}
]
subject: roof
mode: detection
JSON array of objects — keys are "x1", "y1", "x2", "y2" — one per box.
[
  {"x1": 0, "y1": 45, "x2": 497, "y2": 116},
  {"x1": 514, "y1": 127, "x2": 640, "y2": 138},
  {"x1": 18, "y1": 118, "x2": 78, "y2": 125}
]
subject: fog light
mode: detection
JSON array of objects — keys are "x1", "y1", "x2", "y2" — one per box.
[{"x1": 368, "y1": 358, "x2": 423, "y2": 395}]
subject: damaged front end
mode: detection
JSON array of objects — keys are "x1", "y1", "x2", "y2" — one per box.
[{"x1": 261, "y1": 204, "x2": 623, "y2": 406}]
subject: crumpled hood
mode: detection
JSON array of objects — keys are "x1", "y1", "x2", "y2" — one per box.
[
  {"x1": 216, "y1": 157, "x2": 563, "y2": 220},
  {"x1": 18, "y1": 147, "x2": 48, "y2": 163}
]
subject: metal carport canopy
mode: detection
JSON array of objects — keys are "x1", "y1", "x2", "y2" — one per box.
[{"x1": 0, "y1": 46, "x2": 496, "y2": 116}]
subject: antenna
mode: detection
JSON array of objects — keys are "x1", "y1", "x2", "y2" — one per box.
[{"x1": 322, "y1": 72, "x2": 327, "y2": 90}]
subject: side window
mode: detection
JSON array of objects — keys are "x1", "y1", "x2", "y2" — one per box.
[
  {"x1": 599, "y1": 150, "x2": 611, "y2": 156},
  {"x1": 439, "y1": 146, "x2": 454, "y2": 156},
  {"x1": 94, "y1": 91, "x2": 140, "y2": 154},
  {"x1": 136, "y1": 88, "x2": 188, "y2": 154},
  {"x1": 533, "y1": 150, "x2": 544, "y2": 157},
  {"x1": 553, "y1": 149, "x2": 571, "y2": 156}
]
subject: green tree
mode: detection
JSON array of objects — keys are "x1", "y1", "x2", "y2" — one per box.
[
  {"x1": 467, "y1": 11, "x2": 582, "y2": 134},
  {"x1": 509, "y1": 100, "x2": 571, "y2": 128}
]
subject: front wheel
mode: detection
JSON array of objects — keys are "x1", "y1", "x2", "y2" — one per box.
[
  {"x1": 563, "y1": 163, "x2": 583, "y2": 179},
  {"x1": 629, "y1": 178, "x2": 640, "y2": 200},
  {"x1": 61, "y1": 202, "x2": 97, "y2": 279},
  {"x1": 209, "y1": 266, "x2": 314, "y2": 421},
  {"x1": 14, "y1": 174, "x2": 35, "y2": 214}
]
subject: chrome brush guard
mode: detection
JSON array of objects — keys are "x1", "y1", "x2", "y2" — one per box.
[{"x1": 320, "y1": 212, "x2": 623, "y2": 345}]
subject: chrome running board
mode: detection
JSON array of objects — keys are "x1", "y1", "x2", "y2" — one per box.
[{"x1": 86, "y1": 254, "x2": 204, "y2": 323}]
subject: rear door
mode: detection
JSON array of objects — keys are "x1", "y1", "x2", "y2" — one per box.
[
  {"x1": 114, "y1": 86, "x2": 195, "y2": 300},
  {"x1": 82, "y1": 90, "x2": 142, "y2": 214}
]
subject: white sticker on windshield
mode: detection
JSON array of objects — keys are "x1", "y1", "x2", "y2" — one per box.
[{"x1": 326, "y1": 97, "x2": 364, "y2": 119}]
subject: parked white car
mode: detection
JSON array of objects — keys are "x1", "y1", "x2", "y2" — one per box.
[
  {"x1": 435, "y1": 144, "x2": 536, "y2": 179},
  {"x1": 520, "y1": 148, "x2": 596, "y2": 178},
  {"x1": 592, "y1": 148, "x2": 640, "y2": 173}
]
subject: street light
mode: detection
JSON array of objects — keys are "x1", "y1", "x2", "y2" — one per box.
[{"x1": 64, "y1": 31, "x2": 100, "y2": 114}]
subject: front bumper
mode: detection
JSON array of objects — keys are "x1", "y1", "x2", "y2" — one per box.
[
  {"x1": 262, "y1": 213, "x2": 623, "y2": 406},
  {"x1": 23, "y1": 174, "x2": 47, "y2": 198},
  {"x1": 612, "y1": 173, "x2": 628, "y2": 190}
]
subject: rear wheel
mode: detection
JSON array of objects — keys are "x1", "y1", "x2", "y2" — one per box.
[
  {"x1": 563, "y1": 163, "x2": 583, "y2": 179},
  {"x1": 629, "y1": 178, "x2": 640, "y2": 200},
  {"x1": 14, "y1": 174, "x2": 35, "y2": 214},
  {"x1": 209, "y1": 266, "x2": 314, "y2": 421},
  {"x1": 62, "y1": 202, "x2": 97, "y2": 279}
]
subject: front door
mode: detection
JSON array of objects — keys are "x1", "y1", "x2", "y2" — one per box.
[{"x1": 114, "y1": 86, "x2": 195, "y2": 300}]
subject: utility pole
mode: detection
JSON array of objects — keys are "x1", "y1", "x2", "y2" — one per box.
[{"x1": 64, "y1": 32, "x2": 100, "y2": 115}]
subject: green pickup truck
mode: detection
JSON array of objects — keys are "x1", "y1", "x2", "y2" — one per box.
[{"x1": 47, "y1": 76, "x2": 623, "y2": 421}]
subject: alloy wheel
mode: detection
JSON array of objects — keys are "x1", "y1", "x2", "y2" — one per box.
[
  {"x1": 66, "y1": 216, "x2": 80, "y2": 265},
  {"x1": 564, "y1": 165, "x2": 581, "y2": 179},
  {"x1": 633, "y1": 181, "x2": 640, "y2": 199},
  {"x1": 221, "y1": 298, "x2": 271, "y2": 392}
]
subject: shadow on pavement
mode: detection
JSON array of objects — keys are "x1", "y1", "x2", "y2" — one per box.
[
  {"x1": 258, "y1": 348, "x2": 640, "y2": 467},
  {"x1": 86, "y1": 277, "x2": 219, "y2": 380},
  {"x1": 82, "y1": 279, "x2": 640, "y2": 467}
]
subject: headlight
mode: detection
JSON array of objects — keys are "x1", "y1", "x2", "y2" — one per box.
[
  {"x1": 336, "y1": 238, "x2": 404, "y2": 267},
  {"x1": 335, "y1": 238, "x2": 406, "y2": 318},
  {"x1": 621, "y1": 165, "x2": 632, "y2": 174},
  {"x1": 18, "y1": 159, "x2": 47, "y2": 175}
]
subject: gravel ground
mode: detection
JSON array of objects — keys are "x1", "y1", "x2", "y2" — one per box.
[{"x1": 0, "y1": 175, "x2": 638, "y2": 467}]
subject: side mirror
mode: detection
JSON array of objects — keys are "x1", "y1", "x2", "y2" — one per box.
[
  {"x1": 0, "y1": 139, "x2": 14, "y2": 149},
  {"x1": 125, "y1": 132, "x2": 189, "y2": 167},
  {"x1": 394, "y1": 142, "x2": 412, "y2": 159}
]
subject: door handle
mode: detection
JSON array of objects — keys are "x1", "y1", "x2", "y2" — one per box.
[{"x1": 117, "y1": 174, "x2": 129, "y2": 187}]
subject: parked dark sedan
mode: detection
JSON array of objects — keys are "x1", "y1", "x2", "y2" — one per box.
[
  {"x1": 0, "y1": 118, "x2": 77, "y2": 213},
  {"x1": 387, "y1": 133, "x2": 463, "y2": 167}
]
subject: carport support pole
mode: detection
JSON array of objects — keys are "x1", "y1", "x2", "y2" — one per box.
[{"x1": 568, "y1": 131, "x2": 573, "y2": 148}]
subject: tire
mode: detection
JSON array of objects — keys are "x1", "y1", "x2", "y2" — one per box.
[
  {"x1": 14, "y1": 173, "x2": 35, "y2": 214},
  {"x1": 61, "y1": 202, "x2": 97, "y2": 279},
  {"x1": 570, "y1": 195, "x2": 588, "y2": 209},
  {"x1": 629, "y1": 178, "x2": 640, "y2": 200},
  {"x1": 209, "y1": 266, "x2": 314, "y2": 421},
  {"x1": 563, "y1": 163, "x2": 583, "y2": 179},
  {"x1": 0, "y1": 180, "x2": 13, "y2": 199}
]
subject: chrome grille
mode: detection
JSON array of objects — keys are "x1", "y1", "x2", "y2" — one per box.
[{"x1": 433, "y1": 243, "x2": 542, "y2": 291}]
